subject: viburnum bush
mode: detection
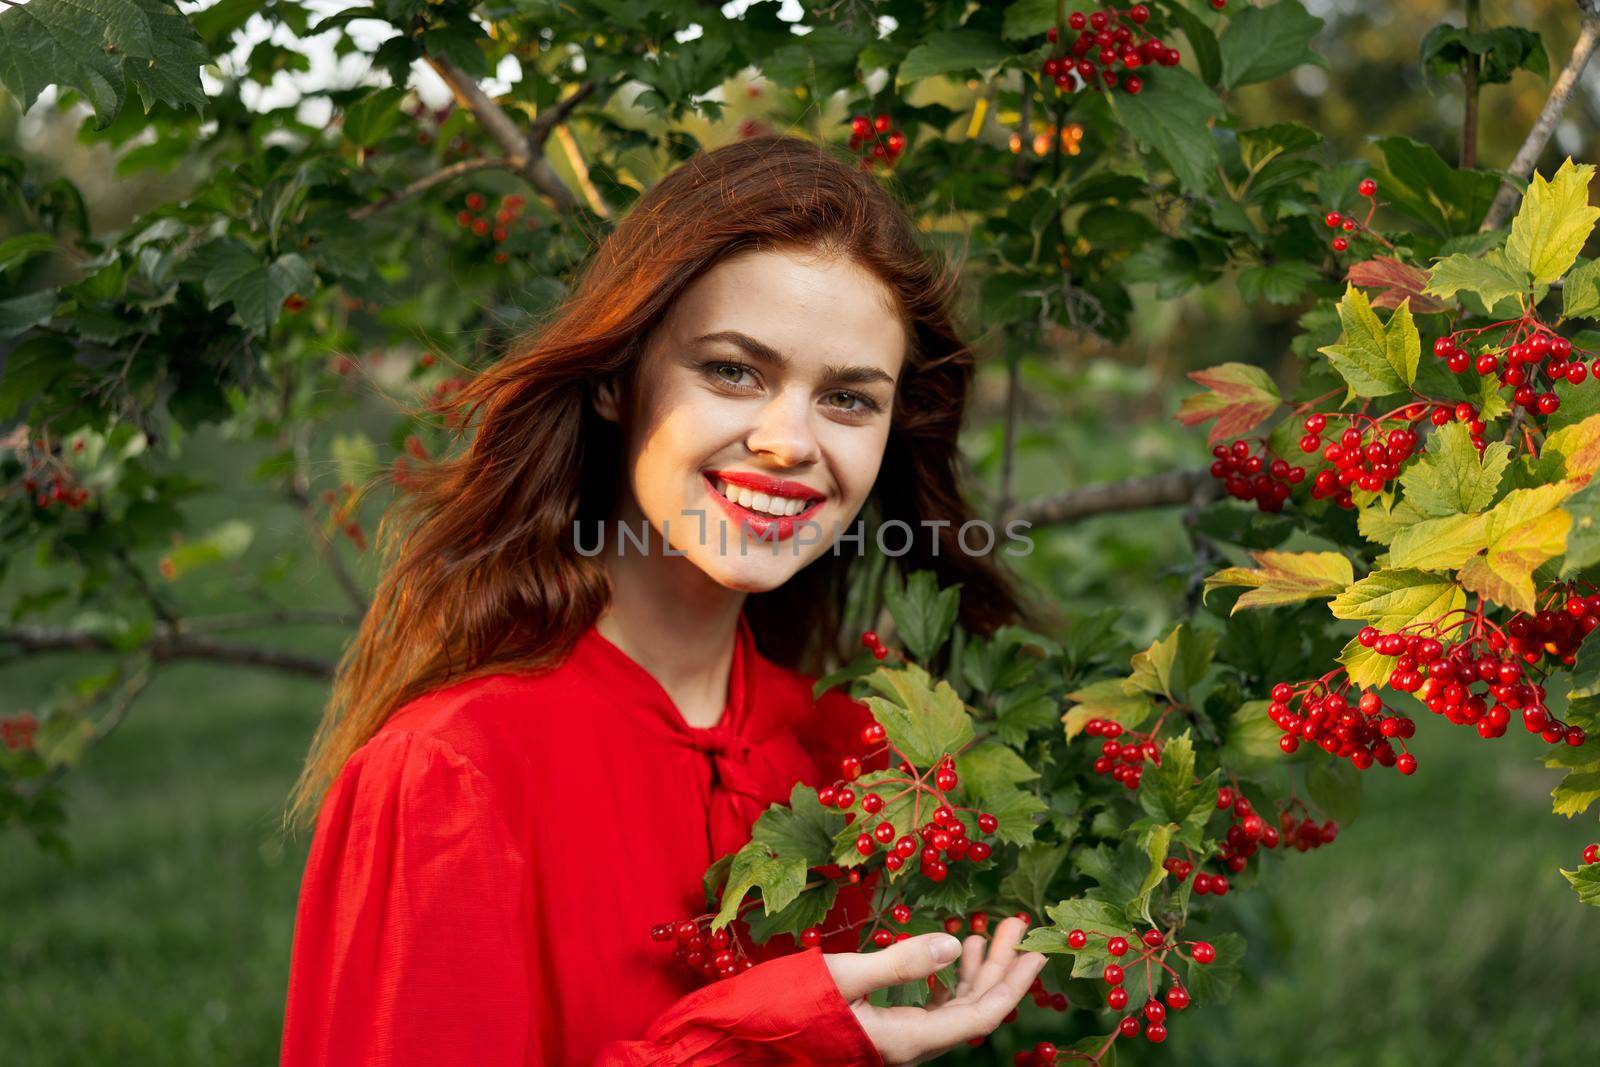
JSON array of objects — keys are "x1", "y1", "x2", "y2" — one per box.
[{"x1": 4, "y1": 0, "x2": 1600, "y2": 1056}]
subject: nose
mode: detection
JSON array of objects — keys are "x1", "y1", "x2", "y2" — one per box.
[{"x1": 745, "y1": 390, "x2": 821, "y2": 468}]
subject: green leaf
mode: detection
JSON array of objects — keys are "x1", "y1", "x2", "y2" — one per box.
[
  {"x1": 712, "y1": 785, "x2": 837, "y2": 930},
  {"x1": 862, "y1": 664, "x2": 974, "y2": 767},
  {"x1": 1396, "y1": 422, "x2": 1510, "y2": 517},
  {"x1": 1127, "y1": 624, "x2": 1217, "y2": 700},
  {"x1": 1141, "y1": 733, "x2": 1217, "y2": 830},
  {"x1": 1387, "y1": 512, "x2": 1491, "y2": 570},
  {"x1": 1110, "y1": 66, "x2": 1224, "y2": 195},
  {"x1": 0, "y1": 290, "x2": 60, "y2": 339},
  {"x1": 884, "y1": 570, "x2": 960, "y2": 662},
  {"x1": 898, "y1": 31, "x2": 1011, "y2": 81},
  {"x1": 1563, "y1": 863, "x2": 1600, "y2": 907},
  {"x1": 0, "y1": 333, "x2": 74, "y2": 417},
  {"x1": 1156, "y1": 0, "x2": 1222, "y2": 86},
  {"x1": 1221, "y1": 700, "x2": 1284, "y2": 767},
  {"x1": 341, "y1": 86, "x2": 407, "y2": 148},
  {"x1": 1176, "y1": 362, "x2": 1282, "y2": 448},
  {"x1": 1560, "y1": 479, "x2": 1600, "y2": 576},
  {"x1": 1424, "y1": 248, "x2": 1530, "y2": 310},
  {"x1": 1505, "y1": 159, "x2": 1600, "y2": 285},
  {"x1": 1062, "y1": 678, "x2": 1157, "y2": 739},
  {"x1": 1564, "y1": 258, "x2": 1600, "y2": 321},
  {"x1": 1219, "y1": 0, "x2": 1326, "y2": 88},
  {"x1": 1002, "y1": 842, "x2": 1070, "y2": 918},
  {"x1": 0, "y1": 233, "x2": 56, "y2": 274},
  {"x1": 1185, "y1": 931, "x2": 1246, "y2": 1004},
  {"x1": 1421, "y1": 25, "x2": 1548, "y2": 86},
  {"x1": 1375, "y1": 136, "x2": 1501, "y2": 236},
  {"x1": 161, "y1": 519, "x2": 254, "y2": 578},
  {"x1": 1236, "y1": 261, "x2": 1318, "y2": 305},
  {"x1": 1359, "y1": 497, "x2": 1427, "y2": 546},
  {"x1": 1203, "y1": 550, "x2": 1354, "y2": 613},
  {"x1": 1020, "y1": 897, "x2": 1131, "y2": 955},
  {"x1": 0, "y1": 0, "x2": 207, "y2": 124},
  {"x1": 179, "y1": 239, "x2": 314, "y2": 335},
  {"x1": 956, "y1": 741, "x2": 1039, "y2": 798},
  {"x1": 1317, "y1": 286, "x2": 1418, "y2": 399},
  {"x1": 1329, "y1": 569, "x2": 1466, "y2": 631}
]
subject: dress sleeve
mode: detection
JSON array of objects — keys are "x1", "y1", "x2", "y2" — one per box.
[
  {"x1": 279, "y1": 730, "x2": 531, "y2": 1067},
  {"x1": 592, "y1": 948, "x2": 883, "y2": 1066}
]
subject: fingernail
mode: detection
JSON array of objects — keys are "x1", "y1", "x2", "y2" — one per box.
[{"x1": 929, "y1": 934, "x2": 962, "y2": 964}]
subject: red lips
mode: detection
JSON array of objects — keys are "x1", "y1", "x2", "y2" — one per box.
[{"x1": 702, "y1": 472, "x2": 826, "y2": 544}]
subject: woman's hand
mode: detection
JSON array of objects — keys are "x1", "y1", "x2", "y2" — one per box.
[{"x1": 823, "y1": 917, "x2": 1047, "y2": 1066}]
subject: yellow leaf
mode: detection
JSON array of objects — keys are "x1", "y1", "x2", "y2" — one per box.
[
  {"x1": 1539, "y1": 413, "x2": 1600, "y2": 490},
  {"x1": 1329, "y1": 569, "x2": 1465, "y2": 630},
  {"x1": 1338, "y1": 635, "x2": 1397, "y2": 689},
  {"x1": 1203, "y1": 550, "x2": 1354, "y2": 613},
  {"x1": 1466, "y1": 511, "x2": 1573, "y2": 613},
  {"x1": 1506, "y1": 158, "x2": 1600, "y2": 285},
  {"x1": 1062, "y1": 679, "x2": 1156, "y2": 740}
]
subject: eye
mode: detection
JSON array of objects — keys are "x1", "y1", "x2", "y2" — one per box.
[
  {"x1": 824, "y1": 389, "x2": 883, "y2": 416},
  {"x1": 705, "y1": 361, "x2": 759, "y2": 390}
]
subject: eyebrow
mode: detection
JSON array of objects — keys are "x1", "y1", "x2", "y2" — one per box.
[{"x1": 691, "y1": 330, "x2": 897, "y2": 388}]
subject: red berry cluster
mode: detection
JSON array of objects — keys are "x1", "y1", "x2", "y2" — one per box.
[
  {"x1": 455, "y1": 191, "x2": 535, "y2": 264},
  {"x1": 1267, "y1": 677, "x2": 1418, "y2": 773},
  {"x1": 1082, "y1": 717, "x2": 1162, "y2": 789},
  {"x1": 1040, "y1": 6, "x2": 1183, "y2": 96},
  {"x1": 649, "y1": 915, "x2": 757, "y2": 982},
  {"x1": 1433, "y1": 323, "x2": 1587, "y2": 419},
  {"x1": 860, "y1": 629, "x2": 889, "y2": 660},
  {"x1": 1322, "y1": 177, "x2": 1378, "y2": 253},
  {"x1": 1050, "y1": 926, "x2": 1210, "y2": 1054},
  {"x1": 10, "y1": 437, "x2": 91, "y2": 512},
  {"x1": 1297, "y1": 413, "x2": 1420, "y2": 498},
  {"x1": 1025, "y1": 970, "x2": 1070, "y2": 1014},
  {"x1": 847, "y1": 114, "x2": 905, "y2": 171},
  {"x1": 1208, "y1": 438, "x2": 1305, "y2": 512},
  {"x1": 2, "y1": 711, "x2": 39, "y2": 751}
]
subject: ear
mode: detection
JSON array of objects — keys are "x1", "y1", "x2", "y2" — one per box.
[{"x1": 591, "y1": 376, "x2": 623, "y2": 423}]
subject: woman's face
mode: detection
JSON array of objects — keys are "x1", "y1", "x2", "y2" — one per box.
[{"x1": 598, "y1": 247, "x2": 906, "y2": 592}]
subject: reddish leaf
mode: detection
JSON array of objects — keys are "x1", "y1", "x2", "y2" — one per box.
[
  {"x1": 1346, "y1": 257, "x2": 1447, "y2": 314},
  {"x1": 1176, "y1": 362, "x2": 1282, "y2": 447}
]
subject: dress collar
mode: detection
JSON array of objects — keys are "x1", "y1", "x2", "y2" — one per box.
[{"x1": 566, "y1": 610, "x2": 754, "y2": 750}]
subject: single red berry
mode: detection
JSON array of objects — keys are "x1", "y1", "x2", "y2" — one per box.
[
  {"x1": 1397, "y1": 753, "x2": 1418, "y2": 775},
  {"x1": 800, "y1": 926, "x2": 822, "y2": 947},
  {"x1": 1166, "y1": 985, "x2": 1190, "y2": 1010},
  {"x1": 1119, "y1": 1016, "x2": 1141, "y2": 1038},
  {"x1": 1142, "y1": 928, "x2": 1164, "y2": 947},
  {"x1": 1066, "y1": 929, "x2": 1088, "y2": 949},
  {"x1": 1107, "y1": 986, "x2": 1129, "y2": 1010},
  {"x1": 1146, "y1": 1023, "x2": 1168, "y2": 1043},
  {"x1": 1103, "y1": 964, "x2": 1125, "y2": 985},
  {"x1": 1332, "y1": 237, "x2": 1349, "y2": 252},
  {"x1": 1583, "y1": 843, "x2": 1599, "y2": 865},
  {"x1": 1359, "y1": 178, "x2": 1378, "y2": 197},
  {"x1": 976, "y1": 812, "x2": 998, "y2": 834},
  {"x1": 1191, "y1": 941, "x2": 1216, "y2": 964},
  {"x1": 1324, "y1": 211, "x2": 1343, "y2": 229},
  {"x1": 1107, "y1": 936, "x2": 1129, "y2": 957}
]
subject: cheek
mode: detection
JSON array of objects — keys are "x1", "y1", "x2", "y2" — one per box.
[{"x1": 827, "y1": 424, "x2": 892, "y2": 504}]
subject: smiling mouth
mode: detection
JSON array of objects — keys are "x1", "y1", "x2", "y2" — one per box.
[{"x1": 703, "y1": 473, "x2": 825, "y2": 518}]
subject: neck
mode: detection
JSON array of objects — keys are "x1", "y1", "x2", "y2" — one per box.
[{"x1": 596, "y1": 510, "x2": 747, "y2": 730}]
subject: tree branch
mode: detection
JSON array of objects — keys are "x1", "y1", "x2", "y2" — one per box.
[
  {"x1": 286, "y1": 483, "x2": 369, "y2": 615},
  {"x1": 1461, "y1": 0, "x2": 1482, "y2": 169},
  {"x1": 425, "y1": 56, "x2": 599, "y2": 214},
  {"x1": 349, "y1": 157, "x2": 509, "y2": 221},
  {"x1": 181, "y1": 609, "x2": 362, "y2": 633},
  {"x1": 1482, "y1": 10, "x2": 1600, "y2": 230},
  {"x1": 1003, "y1": 469, "x2": 1217, "y2": 528},
  {"x1": 1, "y1": 625, "x2": 335, "y2": 678}
]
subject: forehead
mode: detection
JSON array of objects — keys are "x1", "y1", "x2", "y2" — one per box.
[{"x1": 662, "y1": 248, "x2": 907, "y2": 372}]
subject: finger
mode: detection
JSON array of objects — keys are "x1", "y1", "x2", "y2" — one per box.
[
  {"x1": 824, "y1": 933, "x2": 962, "y2": 1002},
  {"x1": 968, "y1": 916, "x2": 1027, "y2": 996},
  {"x1": 898, "y1": 952, "x2": 1049, "y2": 1051},
  {"x1": 953, "y1": 934, "x2": 986, "y2": 999}
]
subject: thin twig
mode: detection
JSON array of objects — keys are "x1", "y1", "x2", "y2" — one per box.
[
  {"x1": 1482, "y1": 10, "x2": 1600, "y2": 230},
  {"x1": 180, "y1": 609, "x2": 362, "y2": 633},
  {"x1": 1004, "y1": 469, "x2": 1217, "y2": 527},
  {"x1": 1, "y1": 625, "x2": 336, "y2": 677},
  {"x1": 349, "y1": 157, "x2": 508, "y2": 221},
  {"x1": 1461, "y1": 0, "x2": 1482, "y2": 169},
  {"x1": 286, "y1": 483, "x2": 369, "y2": 614}
]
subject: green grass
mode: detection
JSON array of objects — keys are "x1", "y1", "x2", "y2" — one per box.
[{"x1": 0, "y1": 662, "x2": 321, "y2": 1066}]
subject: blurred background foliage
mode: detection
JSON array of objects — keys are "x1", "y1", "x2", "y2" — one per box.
[{"x1": 1, "y1": 0, "x2": 1597, "y2": 1063}]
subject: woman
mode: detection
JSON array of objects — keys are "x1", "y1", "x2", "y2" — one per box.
[{"x1": 280, "y1": 135, "x2": 1048, "y2": 1066}]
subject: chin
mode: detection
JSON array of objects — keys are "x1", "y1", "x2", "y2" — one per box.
[{"x1": 692, "y1": 548, "x2": 808, "y2": 594}]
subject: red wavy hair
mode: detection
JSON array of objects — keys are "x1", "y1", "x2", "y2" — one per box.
[{"x1": 288, "y1": 135, "x2": 1036, "y2": 827}]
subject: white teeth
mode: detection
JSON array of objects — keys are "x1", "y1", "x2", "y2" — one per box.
[{"x1": 712, "y1": 476, "x2": 815, "y2": 517}]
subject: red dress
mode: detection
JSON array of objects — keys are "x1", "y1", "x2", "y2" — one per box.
[{"x1": 280, "y1": 612, "x2": 884, "y2": 1066}]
